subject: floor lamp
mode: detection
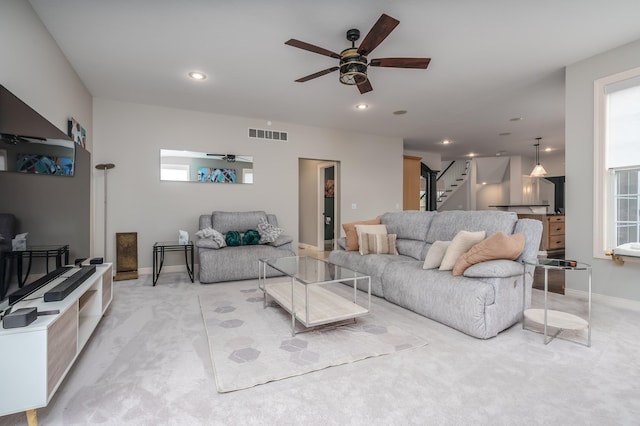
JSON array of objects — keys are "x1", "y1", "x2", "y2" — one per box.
[{"x1": 95, "y1": 163, "x2": 115, "y2": 260}]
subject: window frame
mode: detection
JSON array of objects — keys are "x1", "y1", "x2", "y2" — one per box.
[
  {"x1": 160, "y1": 163, "x2": 190, "y2": 181},
  {"x1": 593, "y1": 65, "x2": 640, "y2": 258}
]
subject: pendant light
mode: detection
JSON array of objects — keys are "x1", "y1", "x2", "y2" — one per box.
[{"x1": 530, "y1": 137, "x2": 547, "y2": 177}]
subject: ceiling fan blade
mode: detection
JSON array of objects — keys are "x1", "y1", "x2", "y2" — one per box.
[
  {"x1": 369, "y1": 57, "x2": 431, "y2": 69},
  {"x1": 357, "y1": 14, "x2": 400, "y2": 56},
  {"x1": 295, "y1": 67, "x2": 339, "y2": 82},
  {"x1": 285, "y1": 39, "x2": 341, "y2": 59},
  {"x1": 358, "y1": 79, "x2": 373, "y2": 94}
]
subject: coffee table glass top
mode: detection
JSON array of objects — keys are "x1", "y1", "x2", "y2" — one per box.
[{"x1": 263, "y1": 256, "x2": 366, "y2": 285}]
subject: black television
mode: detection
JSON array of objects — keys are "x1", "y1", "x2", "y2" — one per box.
[{"x1": 0, "y1": 85, "x2": 90, "y2": 308}]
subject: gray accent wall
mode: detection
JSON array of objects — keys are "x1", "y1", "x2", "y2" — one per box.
[{"x1": 566, "y1": 38, "x2": 640, "y2": 302}]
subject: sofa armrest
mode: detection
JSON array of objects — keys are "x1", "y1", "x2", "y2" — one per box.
[
  {"x1": 269, "y1": 234, "x2": 293, "y2": 247},
  {"x1": 196, "y1": 239, "x2": 222, "y2": 250},
  {"x1": 463, "y1": 259, "x2": 523, "y2": 278}
]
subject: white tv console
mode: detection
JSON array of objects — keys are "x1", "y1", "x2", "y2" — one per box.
[{"x1": 0, "y1": 263, "x2": 113, "y2": 426}]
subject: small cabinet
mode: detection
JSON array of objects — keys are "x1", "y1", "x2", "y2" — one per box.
[{"x1": 546, "y1": 215, "x2": 565, "y2": 253}]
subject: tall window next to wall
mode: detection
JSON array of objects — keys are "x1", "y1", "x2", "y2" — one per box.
[{"x1": 594, "y1": 68, "x2": 640, "y2": 256}]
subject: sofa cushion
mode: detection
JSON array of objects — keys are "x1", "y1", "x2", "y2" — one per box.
[
  {"x1": 452, "y1": 232, "x2": 525, "y2": 276},
  {"x1": 425, "y1": 210, "x2": 518, "y2": 243},
  {"x1": 423, "y1": 240, "x2": 451, "y2": 269},
  {"x1": 212, "y1": 211, "x2": 267, "y2": 234},
  {"x1": 328, "y1": 250, "x2": 414, "y2": 297},
  {"x1": 355, "y1": 224, "x2": 388, "y2": 255},
  {"x1": 396, "y1": 240, "x2": 428, "y2": 260},
  {"x1": 439, "y1": 230, "x2": 486, "y2": 271},
  {"x1": 379, "y1": 211, "x2": 436, "y2": 241},
  {"x1": 343, "y1": 218, "x2": 381, "y2": 251},
  {"x1": 360, "y1": 233, "x2": 398, "y2": 255}
]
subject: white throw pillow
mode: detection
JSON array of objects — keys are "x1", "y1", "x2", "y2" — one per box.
[
  {"x1": 439, "y1": 230, "x2": 486, "y2": 271},
  {"x1": 354, "y1": 224, "x2": 388, "y2": 255},
  {"x1": 195, "y1": 227, "x2": 227, "y2": 247},
  {"x1": 423, "y1": 240, "x2": 451, "y2": 269}
]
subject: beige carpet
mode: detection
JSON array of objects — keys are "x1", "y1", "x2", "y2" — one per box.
[{"x1": 199, "y1": 280, "x2": 427, "y2": 392}]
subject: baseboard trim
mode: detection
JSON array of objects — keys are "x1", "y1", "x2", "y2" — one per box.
[{"x1": 565, "y1": 288, "x2": 640, "y2": 312}]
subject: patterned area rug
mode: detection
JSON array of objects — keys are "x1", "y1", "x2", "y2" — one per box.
[{"x1": 199, "y1": 281, "x2": 427, "y2": 393}]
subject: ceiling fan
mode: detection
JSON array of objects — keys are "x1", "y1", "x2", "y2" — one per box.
[{"x1": 285, "y1": 13, "x2": 431, "y2": 94}]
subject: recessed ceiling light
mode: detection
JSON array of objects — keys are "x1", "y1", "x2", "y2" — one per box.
[
  {"x1": 545, "y1": 147, "x2": 552, "y2": 152},
  {"x1": 355, "y1": 103, "x2": 368, "y2": 110},
  {"x1": 469, "y1": 152, "x2": 475, "y2": 157},
  {"x1": 188, "y1": 71, "x2": 207, "y2": 81},
  {"x1": 482, "y1": 182, "x2": 487, "y2": 185},
  {"x1": 509, "y1": 117, "x2": 523, "y2": 122},
  {"x1": 393, "y1": 110, "x2": 407, "y2": 115},
  {"x1": 442, "y1": 139, "x2": 451, "y2": 145}
]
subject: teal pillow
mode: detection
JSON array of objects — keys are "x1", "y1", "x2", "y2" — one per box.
[
  {"x1": 243, "y1": 229, "x2": 260, "y2": 245},
  {"x1": 225, "y1": 231, "x2": 242, "y2": 246}
]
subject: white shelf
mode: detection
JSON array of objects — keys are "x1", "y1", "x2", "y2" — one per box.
[
  {"x1": 0, "y1": 263, "x2": 113, "y2": 422},
  {"x1": 265, "y1": 281, "x2": 368, "y2": 328},
  {"x1": 524, "y1": 309, "x2": 588, "y2": 330}
]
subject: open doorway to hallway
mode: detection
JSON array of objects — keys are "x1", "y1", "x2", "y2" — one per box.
[{"x1": 298, "y1": 158, "x2": 340, "y2": 259}]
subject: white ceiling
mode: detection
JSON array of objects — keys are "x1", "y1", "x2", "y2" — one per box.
[{"x1": 28, "y1": 0, "x2": 640, "y2": 161}]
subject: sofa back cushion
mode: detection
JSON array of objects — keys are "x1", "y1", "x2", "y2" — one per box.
[
  {"x1": 380, "y1": 211, "x2": 436, "y2": 260},
  {"x1": 211, "y1": 211, "x2": 268, "y2": 234},
  {"x1": 425, "y1": 210, "x2": 518, "y2": 243},
  {"x1": 380, "y1": 211, "x2": 436, "y2": 241}
]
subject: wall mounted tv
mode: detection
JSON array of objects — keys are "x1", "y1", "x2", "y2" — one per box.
[{"x1": 0, "y1": 85, "x2": 76, "y2": 176}]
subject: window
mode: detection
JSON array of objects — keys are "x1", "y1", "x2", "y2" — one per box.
[
  {"x1": 594, "y1": 66, "x2": 640, "y2": 256},
  {"x1": 614, "y1": 167, "x2": 640, "y2": 245},
  {"x1": 161, "y1": 164, "x2": 190, "y2": 181},
  {"x1": 242, "y1": 168, "x2": 253, "y2": 184}
]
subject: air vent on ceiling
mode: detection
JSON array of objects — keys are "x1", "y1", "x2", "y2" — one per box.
[{"x1": 248, "y1": 128, "x2": 288, "y2": 141}]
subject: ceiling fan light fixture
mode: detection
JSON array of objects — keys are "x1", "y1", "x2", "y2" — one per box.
[
  {"x1": 339, "y1": 48, "x2": 368, "y2": 86},
  {"x1": 530, "y1": 138, "x2": 547, "y2": 177}
]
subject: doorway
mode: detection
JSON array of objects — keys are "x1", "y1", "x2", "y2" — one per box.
[{"x1": 298, "y1": 159, "x2": 340, "y2": 258}]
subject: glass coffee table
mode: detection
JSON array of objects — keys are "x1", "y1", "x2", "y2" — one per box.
[{"x1": 259, "y1": 256, "x2": 371, "y2": 336}]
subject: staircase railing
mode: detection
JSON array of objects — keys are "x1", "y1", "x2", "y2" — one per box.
[{"x1": 436, "y1": 160, "x2": 471, "y2": 207}]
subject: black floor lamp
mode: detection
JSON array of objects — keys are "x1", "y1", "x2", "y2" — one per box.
[{"x1": 95, "y1": 163, "x2": 115, "y2": 260}]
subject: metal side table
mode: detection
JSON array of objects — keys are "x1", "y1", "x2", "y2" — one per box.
[
  {"x1": 152, "y1": 241, "x2": 194, "y2": 286},
  {"x1": 522, "y1": 258, "x2": 591, "y2": 347}
]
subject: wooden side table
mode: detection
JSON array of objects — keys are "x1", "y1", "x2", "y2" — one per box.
[{"x1": 522, "y1": 258, "x2": 591, "y2": 347}]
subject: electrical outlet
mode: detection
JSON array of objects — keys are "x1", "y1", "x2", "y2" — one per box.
[{"x1": 351, "y1": 203, "x2": 357, "y2": 209}]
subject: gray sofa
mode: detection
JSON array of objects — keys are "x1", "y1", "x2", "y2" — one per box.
[
  {"x1": 328, "y1": 210, "x2": 543, "y2": 339},
  {"x1": 197, "y1": 211, "x2": 295, "y2": 283}
]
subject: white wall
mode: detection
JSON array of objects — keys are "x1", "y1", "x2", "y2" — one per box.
[
  {"x1": 0, "y1": 0, "x2": 94, "y2": 263},
  {"x1": 404, "y1": 149, "x2": 441, "y2": 171},
  {"x1": 0, "y1": 1, "x2": 92, "y2": 147},
  {"x1": 566, "y1": 38, "x2": 640, "y2": 301},
  {"x1": 93, "y1": 98, "x2": 403, "y2": 269}
]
